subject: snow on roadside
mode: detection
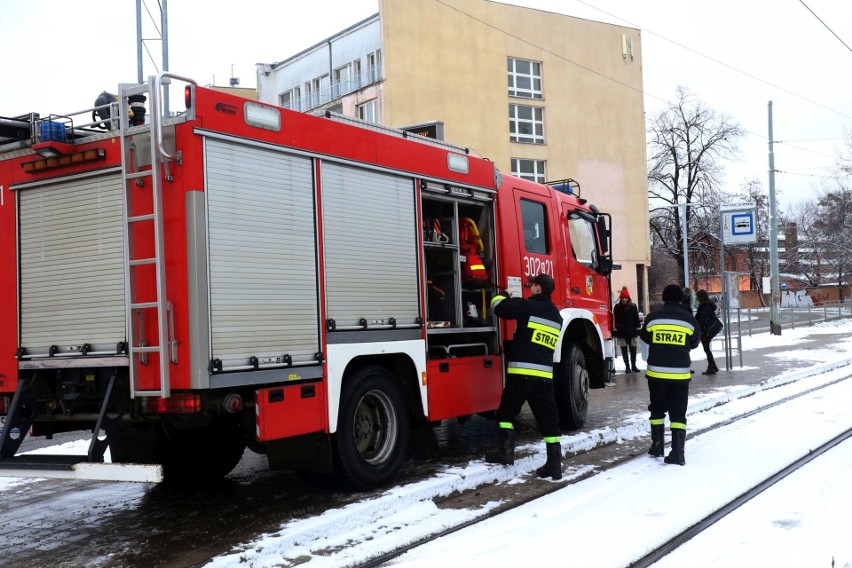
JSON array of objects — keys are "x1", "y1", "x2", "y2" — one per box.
[{"x1": 205, "y1": 320, "x2": 852, "y2": 567}]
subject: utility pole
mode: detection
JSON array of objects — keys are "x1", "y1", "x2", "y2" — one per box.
[
  {"x1": 768, "y1": 101, "x2": 781, "y2": 335},
  {"x1": 135, "y1": 0, "x2": 170, "y2": 113},
  {"x1": 679, "y1": 202, "x2": 689, "y2": 288}
]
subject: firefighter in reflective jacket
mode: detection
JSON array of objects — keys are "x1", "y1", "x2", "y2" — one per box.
[
  {"x1": 640, "y1": 284, "x2": 700, "y2": 465},
  {"x1": 485, "y1": 273, "x2": 564, "y2": 480}
]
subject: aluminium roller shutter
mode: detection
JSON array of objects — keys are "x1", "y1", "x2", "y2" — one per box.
[
  {"x1": 321, "y1": 163, "x2": 420, "y2": 329},
  {"x1": 18, "y1": 172, "x2": 126, "y2": 355},
  {"x1": 205, "y1": 139, "x2": 320, "y2": 370}
]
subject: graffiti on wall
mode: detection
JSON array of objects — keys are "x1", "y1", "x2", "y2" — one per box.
[{"x1": 781, "y1": 290, "x2": 814, "y2": 308}]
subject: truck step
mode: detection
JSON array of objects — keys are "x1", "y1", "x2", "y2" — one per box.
[
  {"x1": 0, "y1": 455, "x2": 162, "y2": 482},
  {"x1": 0, "y1": 454, "x2": 87, "y2": 471}
]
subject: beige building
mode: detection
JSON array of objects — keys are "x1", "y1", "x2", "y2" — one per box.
[{"x1": 257, "y1": 0, "x2": 650, "y2": 310}]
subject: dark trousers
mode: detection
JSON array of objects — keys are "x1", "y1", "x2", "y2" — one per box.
[
  {"x1": 702, "y1": 337, "x2": 717, "y2": 370},
  {"x1": 647, "y1": 379, "x2": 689, "y2": 425},
  {"x1": 496, "y1": 375, "x2": 560, "y2": 439}
]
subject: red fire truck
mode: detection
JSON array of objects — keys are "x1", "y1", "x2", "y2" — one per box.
[{"x1": 0, "y1": 74, "x2": 615, "y2": 487}]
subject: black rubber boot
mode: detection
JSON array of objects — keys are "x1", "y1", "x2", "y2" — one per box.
[
  {"x1": 648, "y1": 423, "x2": 664, "y2": 457},
  {"x1": 664, "y1": 428, "x2": 686, "y2": 466},
  {"x1": 536, "y1": 442, "x2": 563, "y2": 480},
  {"x1": 620, "y1": 346, "x2": 630, "y2": 372},
  {"x1": 485, "y1": 428, "x2": 515, "y2": 465},
  {"x1": 629, "y1": 346, "x2": 640, "y2": 373}
]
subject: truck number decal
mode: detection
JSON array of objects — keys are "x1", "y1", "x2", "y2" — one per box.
[{"x1": 523, "y1": 256, "x2": 554, "y2": 279}]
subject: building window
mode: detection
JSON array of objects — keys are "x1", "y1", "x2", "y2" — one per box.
[
  {"x1": 279, "y1": 87, "x2": 301, "y2": 111},
  {"x1": 509, "y1": 104, "x2": 544, "y2": 144},
  {"x1": 508, "y1": 58, "x2": 542, "y2": 99},
  {"x1": 358, "y1": 100, "x2": 377, "y2": 123},
  {"x1": 306, "y1": 75, "x2": 330, "y2": 108},
  {"x1": 334, "y1": 64, "x2": 352, "y2": 98},
  {"x1": 367, "y1": 50, "x2": 382, "y2": 83},
  {"x1": 353, "y1": 59, "x2": 362, "y2": 88},
  {"x1": 511, "y1": 158, "x2": 546, "y2": 183}
]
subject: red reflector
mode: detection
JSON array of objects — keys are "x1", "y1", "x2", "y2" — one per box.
[
  {"x1": 143, "y1": 393, "x2": 201, "y2": 414},
  {"x1": 0, "y1": 394, "x2": 12, "y2": 415}
]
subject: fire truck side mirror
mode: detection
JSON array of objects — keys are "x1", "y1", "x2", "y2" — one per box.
[
  {"x1": 596, "y1": 216, "x2": 610, "y2": 255},
  {"x1": 597, "y1": 256, "x2": 613, "y2": 276}
]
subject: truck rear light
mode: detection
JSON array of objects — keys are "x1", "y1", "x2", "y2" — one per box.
[
  {"x1": 0, "y1": 394, "x2": 12, "y2": 415},
  {"x1": 184, "y1": 85, "x2": 193, "y2": 109},
  {"x1": 142, "y1": 393, "x2": 201, "y2": 414}
]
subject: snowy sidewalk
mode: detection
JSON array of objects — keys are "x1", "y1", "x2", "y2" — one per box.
[{"x1": 390, "y1": 370, "x2": 852, "y2": 567}]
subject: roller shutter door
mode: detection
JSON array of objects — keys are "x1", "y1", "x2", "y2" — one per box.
[
  {"x1": 321, "y1": 163, "x2": 419, "y2": 329},
  {"x1": 18, "y1": 172, "x2": 125, "y2": 355},
  {"x1": 205, "y1": 139, "x2": 320, "y2": 370}
]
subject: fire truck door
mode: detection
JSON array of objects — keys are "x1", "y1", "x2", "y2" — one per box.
[
  {"x1": 512, "y1": 189, "x2": 557, "y2": 285},
  {"x1": 561, "y1": 203, "x2": 609, "y2": 319}
]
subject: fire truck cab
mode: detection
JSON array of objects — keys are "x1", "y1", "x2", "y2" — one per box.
[{"x1": 0, "y1": 74, "x2": 615, "y2": 487}]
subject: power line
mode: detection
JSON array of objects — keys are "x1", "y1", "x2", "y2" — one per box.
[
  {"x1": 799, "y1": 0, "x2": 852, "y2": 56},
  {"x1": 571, "y1": 0, "x2": 852, "y2": 121}
]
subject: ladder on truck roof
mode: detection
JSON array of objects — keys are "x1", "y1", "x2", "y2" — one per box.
[{"x1": 119, "y1": 73, "x2": 195, "y2": 398}]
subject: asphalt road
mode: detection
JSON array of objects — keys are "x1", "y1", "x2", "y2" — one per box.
[{"x1": 0, "y1": 324, "x2": 849, "y2": 567}]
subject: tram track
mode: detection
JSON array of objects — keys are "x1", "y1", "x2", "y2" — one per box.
[
  {"x1": 356, "y1": 364, "x2": 852, "y2": 568},
  {"x1": 629, "y1": 425, "x2": 852, "y2": 567}
]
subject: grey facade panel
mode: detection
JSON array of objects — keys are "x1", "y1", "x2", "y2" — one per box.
[
  {"x1": 205, "y1": 139, "x2": 320, "y2": 370},
  {"x1": 18, "y1": 173, "x2": 126, "y2": 354},
  {"x1": 321, "y1": 163, "x2": 420, "y2": 328}
]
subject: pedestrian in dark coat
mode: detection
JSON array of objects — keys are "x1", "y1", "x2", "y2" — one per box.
[
  {"x1": 612, "y1": 286, "x2": 641, "y2": 374},
  {"x1": 695, "y1": 289, "x2": 720, "y2": 375},
  {"x1": 640, "y1": 284, "x2": 700, "y2": 465},
  {"x1": 485, "y1": 273, "x2": 565, "y2": 480}
]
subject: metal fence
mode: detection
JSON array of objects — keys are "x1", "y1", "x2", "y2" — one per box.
[{"x1": 737, "y1": 299, "x2": 852, "y2": 336}]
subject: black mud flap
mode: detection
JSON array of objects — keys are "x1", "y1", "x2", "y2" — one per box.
[{"x1": 589, "y1": 358, "x2": 612, "y2": 389}]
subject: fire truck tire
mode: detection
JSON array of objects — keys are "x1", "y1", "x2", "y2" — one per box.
[
  {"x1": 554, "y1": 343, "x2": 589, "y2": 431},
  {"x1": 334, "y1": 366, "x2": 410, "y2": 490}
]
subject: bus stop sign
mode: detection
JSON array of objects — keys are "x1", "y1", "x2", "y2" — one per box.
[{"x1": 721, "y1": 203, "x2": 757, "y2": 245}]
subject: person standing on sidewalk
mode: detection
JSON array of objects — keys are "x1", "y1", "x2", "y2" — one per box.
[
  {"x1": 695, "y1": 289, "x2": 721, "y2": 375},
  {"x1": 612, "y1": 287, "x2": 641, "y2": 373},
  {"x1": 485, "y1": 273, "x2": 565, "y2": 480},
  {"x1": 640, "y1": 284, "x2": 700, "y2": 465}
]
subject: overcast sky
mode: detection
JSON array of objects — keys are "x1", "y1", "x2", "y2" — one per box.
[{"x1": 2, "y1": 0, "x2": 850, "y2": 210}]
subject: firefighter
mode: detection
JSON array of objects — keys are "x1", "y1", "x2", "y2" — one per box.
[
  {"x1": 485, "y1": 273, "x2": 564, "y2": 480},
  {"x1": 640, "y1": 284, "x2": 700, "y2": 465}
]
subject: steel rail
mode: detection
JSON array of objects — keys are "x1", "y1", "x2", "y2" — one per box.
[{"x1": 355, "y1": 370, "x2": 852, "y2": 568}]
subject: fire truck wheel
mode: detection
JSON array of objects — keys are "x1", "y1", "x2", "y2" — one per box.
[
  {"x1": 334, "y1": 366, "x2": 410, "y2": 490},
  {"x1": 554, "y1": 343, "x2": 589, "y2": 431}
]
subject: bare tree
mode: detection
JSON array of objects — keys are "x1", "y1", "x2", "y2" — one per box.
[
  {"x1": 812, "y1": 184, "x2": 852, "y2": 286},
  {"x1": 647, "y1": 87, "x2": 744, "y2": 287},
  {"x1": 786, "y1": 200, "x2": 825, "y2": 286}
]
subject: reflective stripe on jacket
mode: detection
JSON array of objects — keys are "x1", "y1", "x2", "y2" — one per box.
[
  {"x1": 492, "y1": 293, "x2": 563, "y2": 380},
  {"x1": 639, "y1": 303, "x2": 700, "y2": 381}
]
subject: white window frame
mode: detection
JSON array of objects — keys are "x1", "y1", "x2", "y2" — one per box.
[
  {"x1": 353, "y1": 59, "x2": 362, "y2": 88},
  {"x1": 509, "y1": 104, "x2": 544, "y2": 144},
  {"x1": 279, "y1": 86, "x2": 301, "y2": 111},
  {"x1": 511, "y1": 158, "x2": 547, "y2": 183},
  {"x1": 357, "y1": 100, "x2": 377, "y2": 123},
  {"x1": 334, "y1": 64, "x2": 352, "y2": 98},
  {"x1": 508, "y1": 57, "x2": 542, "y2": 99},
  {"x1": 367, "y1": 50, "x2": 382, "y2": 83}
]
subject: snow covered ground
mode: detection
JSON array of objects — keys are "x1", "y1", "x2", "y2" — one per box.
[
  {"x1": 202, "y1": 319, "x2": 852, "y2": 568},
  {"x1": 2, "y1": 319, "x2": 851, "y2": 567}
]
